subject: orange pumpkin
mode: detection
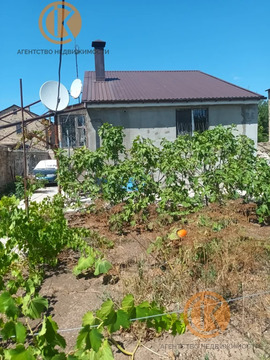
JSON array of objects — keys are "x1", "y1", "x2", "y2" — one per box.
[{"x1": 177, "y1": 229, "x2": 187, "y2": 238}]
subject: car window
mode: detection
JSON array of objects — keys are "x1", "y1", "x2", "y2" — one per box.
[{"x1": 33, "y1": 169, "x2": 56, "y2": 175}]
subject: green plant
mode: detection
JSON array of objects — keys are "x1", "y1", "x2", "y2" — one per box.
[
  {"x1": 0, "y1": 194, "x2": 114, "y2": 359},
  {"x1": 0, "y1": 294, "x2": 186, "y2": 360},
  {"x1": 0, "y1": 195, "x2": 112, "y2": 276},
  {"x1": 74, "y1": 294, "x2": 186, "y2": 359},
  {"x1": 57, "y1": 123, "x2": 270, "y2": 226},
  {"x1": 14, "y1": 175, "x2": 47, "y2": 199},
  {"x1": 258, "y1": 100, "x2": 269, "y2": 143}
]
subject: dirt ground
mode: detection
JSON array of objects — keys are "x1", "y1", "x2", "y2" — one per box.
[{"x1": 39, "y1": 200, "x2": 270, "y2": 359}]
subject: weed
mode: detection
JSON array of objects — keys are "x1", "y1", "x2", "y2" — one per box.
[
  {"x1": 137, "y1": 259, "x2": 145, "y2": 280},
  {"x1": 158, "y1": 213, "x2": 174, "y2": 226},
  {"x1": 85, "y1": 230, "x2": 114, "y2": 250},
  {"x1": 109, "y1": 213, "x2": 125, "y2": 234},
  {"x1": 198, "y1": 215, "x2": 212, "y2": 227}
]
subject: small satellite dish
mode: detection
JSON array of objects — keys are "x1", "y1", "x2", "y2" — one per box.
[
  {"x1": 70, "y1": 78, "x2": 82, "y2": 99},
  {"x1": 39, "y1": 81, "x2": 69, "y2": 111}
]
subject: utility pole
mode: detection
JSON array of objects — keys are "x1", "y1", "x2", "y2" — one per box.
[
  {"x1": 54, "y1": 114, "x2": 61, "y2": 194},
  {"x1": 267, "y1": 89, "x2": 270, "y2": 142},
  {"x1": 20, "y1": 79, "x2": 29, "y2": 214}
]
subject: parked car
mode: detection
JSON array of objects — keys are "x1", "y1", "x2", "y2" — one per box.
[{"x1": 32, "y1": 160, "x2": 57, "y2": 184}]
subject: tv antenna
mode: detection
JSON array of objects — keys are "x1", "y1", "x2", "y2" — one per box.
[
  {"x1": 70, "y1": 78, "x2": 82, "y2": 99},
  {"x1": 39, "y1": 81, "x2": 69, "y2": 111}
]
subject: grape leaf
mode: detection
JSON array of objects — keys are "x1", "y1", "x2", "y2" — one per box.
[
  {"x1": 96, "y1": 339, "x2": 114, "y2": 360},
  {"x1": 135, "y1": 301, "x2": 151, "y2": 319},
  {"x1": 38, "y1": 316, "x2": 66, "y2": 349},
  {"x1": 73, "y1": 255, "x2": 96, "y2": 276},
  {"x1": 76, "y1": 327, "x2": 91, "y2": 351},
  {"x1": 89, "y1": 329, "x2": 103, "y2": 352},
  {"x1": 4, "y1": 345, "x2": 35, "y2": 360},
  {"x1": 171, "y1": 319, "x2": 186, "y2": 335},
  {"x1": 26, "y1": 296, "x2": 48, "y2": 319},
  {"x1": 121, "y1": 294, "x2": 134, "y2": 316},
  {"x1": 94, "y1": 259, "x2": 112, "y2": 276},
  {"x1": 1, "y1": 321, "x2": 16, "y2": 341},
  {"x1": 0, "y1": 292, "x2": 19, "y2": 319},
  {"x1": 96, "y1": 300, "x2": 114, "y2": 320},
  {"x1": 82, "y1": 311, "x2": 96, "y2": 326},
  {"x1": 15, "y1": 322, "x2": 27, "y2": 344},
  {"x1": 107, "y1": 310, "x2": 130, "y2": 333}
]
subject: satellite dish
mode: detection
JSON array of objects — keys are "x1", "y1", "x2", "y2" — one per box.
[
  {"x1": 39, "y1": 81, "x2": 69, "y2": 111},
  {"x1": 70, "y1": 78, "x2": 82, "y2": 99}
]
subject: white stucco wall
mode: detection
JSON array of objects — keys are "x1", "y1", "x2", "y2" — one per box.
[
  {"x1": 85, "y1": 102, "x2": 259, "y2": 150},
  {"x1": 86, "y1": 107, "x2": 176, "y2": 150},
  {"x1": 208, "y1": 104, "x2": 258, "y2": 147}
]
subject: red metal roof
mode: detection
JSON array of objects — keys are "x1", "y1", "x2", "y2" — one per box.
[{"x1": 82, "y1": 70, "x2": 264, "y2": 104}]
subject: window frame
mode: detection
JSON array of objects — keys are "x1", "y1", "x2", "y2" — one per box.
[
  {"x1": 60, "y1": 114, "x2": 86, "y2": 148},
  {"x1": 176, "y1": 108, "x2": 209, "y2": 136},
  {"x1": 16, "y1": 124, "x2": 22, "y2": 134}
]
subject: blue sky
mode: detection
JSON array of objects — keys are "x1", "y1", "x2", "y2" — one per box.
[{"x1": 1, "y1": 0, "x2": 269, "y2": 115}]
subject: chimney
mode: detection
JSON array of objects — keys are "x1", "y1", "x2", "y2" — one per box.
[{"x1": 92, "y1": 40, "x2": 106, "y2": 81}]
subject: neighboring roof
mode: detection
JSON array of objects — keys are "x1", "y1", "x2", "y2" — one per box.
[
  {"x1": 82, "y1": 70, "x2": 265, "y2": 104},
  {"x1": 0, "y1": 104, "x2": 20, "y2": 115},
  {"x1": 0, "y1": 104, "x2": 40, "y2": 117}
]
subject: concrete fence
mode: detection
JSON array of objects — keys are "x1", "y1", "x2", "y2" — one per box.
[{"x1": 0, "y1": 147, "x2": 53, "y2": 191}]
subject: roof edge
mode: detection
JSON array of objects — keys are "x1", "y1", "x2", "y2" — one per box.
[
  {"x1": 83, "y1": 96, "x2": 265, "y2": 105},
  {"x1": 198, "y1": 70, "x2": 264, "y2": 98}
]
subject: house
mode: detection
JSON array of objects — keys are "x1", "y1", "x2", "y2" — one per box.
[
  {"x1": 0, "y1": 105, "x2": 51, "y2": 150},
  {"x1": 57, "y1": 103, "x2": 86, "y2": 150},
  {"x1": 59, "y1": 40, "x2": 265, "y2": 150},
  {"x1": 0, "y1": 105, "x2": 53, "y2": 191}
]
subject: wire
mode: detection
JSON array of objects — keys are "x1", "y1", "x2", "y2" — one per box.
[
  {"x1": 3, "y1": 289, "x2": 268, "y2": 340},
  {"x1": 55, "y1": 289, "x2": 270, "y2": 334},
  {"x1": 74, "y1": 39, "x2": 81, "y2": 104},
  {"x1": 0, "y1": 288, "x2": 265, "y2": 340},
  {"x1": 55, "y1": 0, "x2": 65, "y2": 114},
  {"x1": 74, "y1": 38, "x2": 79, "y2": 79}
]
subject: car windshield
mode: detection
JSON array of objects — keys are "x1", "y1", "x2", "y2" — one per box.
[{"x1": 33, "y1": 169, "x2": 56, "y2": 175}]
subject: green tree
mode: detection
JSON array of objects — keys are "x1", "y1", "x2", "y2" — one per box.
[{"x1": 258, "y1": 100, "x2": 269, "y2": 142}]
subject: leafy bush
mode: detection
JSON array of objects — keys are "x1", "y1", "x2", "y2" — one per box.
[
  {"x1": 0, "y1": 195, "x2": 114, "y2": 359},
  {"x1": 258, "y1": 100, "x2": 269, "y2": 142},
  {"x1": 0, "y1": 195, "x2": 111, "y2": 273},
  {"x1": 56, "y1": 123, "x2": 270, "y2": 226}
]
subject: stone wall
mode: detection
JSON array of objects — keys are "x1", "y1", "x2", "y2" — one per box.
[
  {"x1": 0, "y1": 148, "x2": 52, "y2": 191},
  {"x1": 0, "y1": 105, "x2": 51, "y2": 150}
]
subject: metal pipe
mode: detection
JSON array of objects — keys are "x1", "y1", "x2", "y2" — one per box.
[
  {"x1": 0, "y1": 100, "x2": 41, "y2": 121},
  {"x1": 54, "y1": 114, "x2": 62, "y2": 194},
  {"x1": 267, "y1": 89, "x2": 270, "y2": 142},
  {"x1": 0, "y1": 106, "x2": 84, "y2": 131},
  {"x1": 20, "y1": 79, "x2": 29, "y2": 214}
]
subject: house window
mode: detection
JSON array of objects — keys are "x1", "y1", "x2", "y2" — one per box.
[
  {"x1": 76, "y1": 115, "x2": 86, "y2": 147},
  {"x1": 60, "y1": 114, "x2": 86, "y2": 148},
  {"x1": 176, "y1": 108, "x2": 208, "y2": 136},
  {"x1": 16, "y1": 124, "x2": 22, "y2": 134}
]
